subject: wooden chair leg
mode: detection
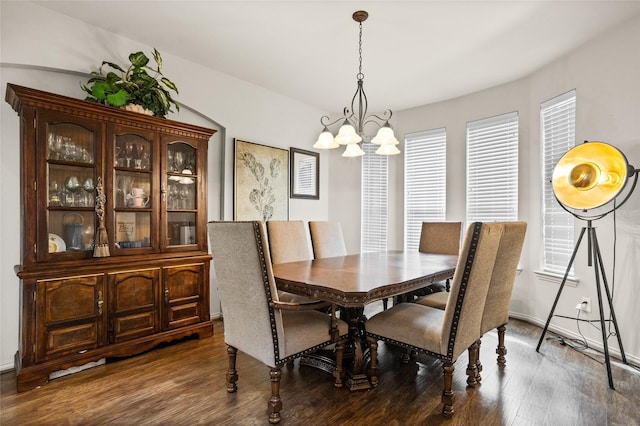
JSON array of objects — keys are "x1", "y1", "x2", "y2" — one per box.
[
  {"x1": 382, "y1": 298, "x2": 388, "y2": 310},
  {"x1": 226, "y1": 345, "x2": 238, "y2": 393},
  {"x1": 496, "y1": 324, "x2": 507, "y2": 365},
  {"x1": 268, "y1": 367, "x2": 283, "y2": 424},
  {"x1": 400, "y1": 348, "x2": 411, "y2": 364},
  {"x1": 367, "y1": 337, "x2": 379, "y2": 388},
  {"x1": 333, "y1": 338, "x2": 346, "y2": 388},
  {"x1": 466, "y1": 340, "x2": 480, "y2": 387},
  {"x1": 475, "y1": 338, "x2": 483, "y2": 383},
  {"x1": 442, "y1": 361, "x2": 455, "y2": 417}
]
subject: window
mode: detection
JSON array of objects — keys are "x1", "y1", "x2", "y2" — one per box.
[
  {"x1": 361, "y1": 142, "x2": 388, "y2": 252},
  {"x1": 466, "y1": 112, "x2": 519, "y2": 223},
  {"x1": 404, "y1": 128, "x2": 447, "y2": 251},
  {"x1": 541, "y1": 90, "x2": 576, "y2": 274}
]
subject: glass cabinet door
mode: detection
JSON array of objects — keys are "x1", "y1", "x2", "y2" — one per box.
[
  {"x1": 44, "y1": 119, "x2": 97, "y2": 260},
  {"x1": 109, "y1": 128, "x2": 157, "y2": 253},
  {"x1": 164, "y1": 141, "x2": 199, "y2": 248}
]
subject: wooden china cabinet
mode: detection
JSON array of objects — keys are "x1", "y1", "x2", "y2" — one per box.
[{"x1": 6, "y1": 84, "x2": 216, "y2": 392}]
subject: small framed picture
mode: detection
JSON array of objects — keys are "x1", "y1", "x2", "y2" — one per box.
[{"x1": 290, "y1": 148, "x2": 319, "y2": 200}]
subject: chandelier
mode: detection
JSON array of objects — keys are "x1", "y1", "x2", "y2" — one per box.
[{"x1": 313, "y1": 10, "x2": 400, "y2": 157}]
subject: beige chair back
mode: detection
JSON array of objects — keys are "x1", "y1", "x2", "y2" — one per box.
[
  {"x1": 208, "y1": 221, "x2": 283, "y2": 367},
  {"x1": 309, "y1": 221, "x2": 347, "y2": 258},
  {"x1": 480, "y1": 222, "x2": 527, "y2": 334},
  {"x1": 267, "y1": 220, "x2": 312, "y2": 264},
  {"x1": 440, "y1": 222, "x2": 503, "y2": 359},
  {"x1": 419, "y1": 222, "x2": 462, "y2": 255}
]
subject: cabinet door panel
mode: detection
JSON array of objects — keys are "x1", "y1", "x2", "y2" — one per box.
[
  {"x1": 38, "y1": 111, "x2": 101, "y2": 263},
  {"x1": 161, "y1": 137, "x2": 208, "y2": 253},
  {"x1": 36, "y1": 275, "x2": 104, "y2": 362},
  {"x1": 107, "y1": 125, "x2": 159, "y2": 256},
  {"x1": 108, "y1": 269, "x2": 160, "y2": 343},
  {"x1": 163, "y1": 263, "x2": 205, "y2": 330}
]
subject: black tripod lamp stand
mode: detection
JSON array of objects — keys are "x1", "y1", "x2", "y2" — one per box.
[{"x1": 536, "y1": 141, "x2": 639, "y2": 389}]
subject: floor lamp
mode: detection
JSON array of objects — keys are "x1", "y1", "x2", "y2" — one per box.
[{"x1": 536, "y1": 141, "x2": 639, "y2": 389}]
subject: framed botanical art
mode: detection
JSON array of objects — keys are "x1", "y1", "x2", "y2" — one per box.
[
  {"x1": 290, "y1": 148, "x2": 319, "y2": 199},
  {"x1": 234, "y1": 139, "x2": 289, "y2": 221}
]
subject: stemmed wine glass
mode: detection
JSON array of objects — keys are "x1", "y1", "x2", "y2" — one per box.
[
  {"x1": 64, "y1": 176, "x2": 81, "y2": 206},
  {"x1": 174, "y1": 151, "x2": 185, "y2": 173},
  {"x1": 168, "y1": 183, "x2": 179, "y2": 209},
  {"x1": 82, "y1": 177, "x2": 94, "y2": 207},
  {"x1": 125, "y1": 142, "x2": 135, "y2": 168}
]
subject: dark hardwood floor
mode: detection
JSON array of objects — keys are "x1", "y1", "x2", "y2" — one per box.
[{"x1": 2, "y1": 303, "x2": 640, "y2": 425}]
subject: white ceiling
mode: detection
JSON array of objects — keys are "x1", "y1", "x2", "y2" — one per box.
[{"x1": 36, "y1": 1, "x2": 640, "y2": 113}]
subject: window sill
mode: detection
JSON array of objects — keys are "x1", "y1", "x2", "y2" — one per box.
[{"x1": 534, "y1": 270, "x2": 580, "y2": 287}]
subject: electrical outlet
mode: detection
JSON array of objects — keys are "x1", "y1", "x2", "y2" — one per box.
[{"x1": 581, "y1": 297, "x2": 591, "y2": 313}]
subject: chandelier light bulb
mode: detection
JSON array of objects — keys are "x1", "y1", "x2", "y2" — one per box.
[
  {"x1": 335, "y1": 121, "x2": 362, "y2": 145},
  {"x1": 313, "y1": 128, "x2": 339, "y2": 149},
  {"x1": 342, "y1": 143, "x2": 365, "y2": 157},
  {"x1": 375, "y1": 144, "x2": 401, "y2": 156},
  {"x1": 371, "y1": 125, "x2": 399, "y2": 146}
]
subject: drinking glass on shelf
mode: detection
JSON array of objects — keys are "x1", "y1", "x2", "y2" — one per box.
[
  {"x1": 48, "y1": 133, "x2": 57, "y2": 159},
  {"x1": 174, "y1": 151, "x2": 185, "y2": 173},
  {"x1": 62, "y1": 137, "x2": 76, "y2": 161},
  {"x1": 64, "y1": 176, "x2": 81, "y2": 206},
  {"x1": 167, "y1": 149, "x2": 175, "y2": 172},
  {"x1": 135, "y1": 144, "x2": 144, "y2": 169},
  {"x1": 49, "y1": 180, "x2": 61, "y2": 206},
  {"x1": 125, "y1": 142, "x2": 135, "y2": 168},
  {"x1": 51, "y1": 135, "x2": 64, "y2": 160},
  {"x1": 168, "y1": 183, "x2": 179, "y2": 209},
  {"x1": 82, "y1": 177, "x2": 94, "y2": 207}
]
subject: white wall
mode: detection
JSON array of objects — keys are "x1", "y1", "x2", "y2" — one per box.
[
  {"x1": 2, "y1": 1, "x2": 639, "y2": 372},
  {"x1": 330, "y1": 15, "x2": 640, "y2": 363},
  {"x1": 0, "y1": 1, "x2": 330, "y2": 370}
]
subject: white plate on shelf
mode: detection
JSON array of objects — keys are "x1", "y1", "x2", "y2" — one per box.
[{"x1": 49, "y1": 233, "x2": 66, "y2": 253}]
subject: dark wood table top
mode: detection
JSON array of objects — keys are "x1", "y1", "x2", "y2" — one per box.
[{"x1": 272, "y1": 251, "x2": 457, "y2": 307}]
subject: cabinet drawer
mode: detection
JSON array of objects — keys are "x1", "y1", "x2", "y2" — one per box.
[
  {"x1": 36, "y1": 275, "x2": 104, "y2": 362},
  {"x1": 163, "y1": 263, "x2": 205, "y2": 329},
  {"x1": 108, "y1": 268, "x2": 160, "y2": 343}
]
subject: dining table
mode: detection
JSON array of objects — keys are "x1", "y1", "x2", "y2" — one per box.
[{"x1": 272, "y1": 250, "x2": 458, "y2": 390}]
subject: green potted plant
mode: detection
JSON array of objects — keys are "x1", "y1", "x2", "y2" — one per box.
[{"x1": 81, "y1": 48, "x2": 179, "y2": 118}]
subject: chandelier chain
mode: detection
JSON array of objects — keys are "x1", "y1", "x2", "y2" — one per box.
[{"x1": 358, "y1": 21, "x2": 364, "y2": 80}]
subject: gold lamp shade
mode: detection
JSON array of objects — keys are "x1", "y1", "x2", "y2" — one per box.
[{"x1": 552, "y1": 142, "x2": 630, "y2": 210}]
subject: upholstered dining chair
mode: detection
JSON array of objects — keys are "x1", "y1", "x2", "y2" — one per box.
[
  {"x1": 400, "y1": 221, "x2": 463, "y2": 306},
  {"x1": 208, "y1": 221, "x2": 349, "y2": 424},
  {"x1": 365, "y1": 222, "x2": 504, "y2": 417},
  {"x1": 266, "y1": 220, "x2": 328, "y2": 306},
  {"x1": 308, "y1": 221, "x2": 348, "y2": 259},
  {"x1": 419, "y1": 221, "x2": 463, "y2": 256},
  {"x1": 415, "y1": 221, "x2": 527, "y2": 379},
  {"x1": 267, "y1": 220, "x2": 313, "y2": 264}
]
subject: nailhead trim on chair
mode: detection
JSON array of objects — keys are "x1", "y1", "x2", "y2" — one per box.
[
  {"x1": 445, "y1": 221, "x2": 482, "y2": 360},
  {"x1": 252, "y1": 221, "x2": 348, "y2": 366},
  {"x1": 252, "y1": 221, "x2": 282, "y2": 362}
]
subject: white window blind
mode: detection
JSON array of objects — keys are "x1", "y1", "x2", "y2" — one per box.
[
  {"x1": 361, "y1": 142, "x2": 388, "y2": 253},
  {"x1": 466, "y1": 112, "x2": 519, "y2": 223},
  {"x1": 404, "y1": 128, "x2": 447, "y2": 251},
  {"x1": 541, "y1": 90, "x2": 576, "y2": 274}
]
